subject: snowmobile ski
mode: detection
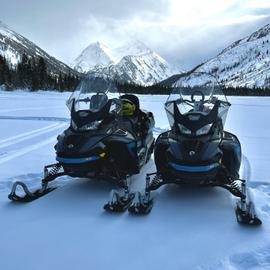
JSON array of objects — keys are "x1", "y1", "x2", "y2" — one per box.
[
  {"x1": 104, "y1": 189, "x2": 135, "y2": 212},
  {"x1": 104, "y1": 175, "x2": 135, "y2": 212},
  {"x1": 128, "y1": 192, "x2": 153, "y2": 214},
  {"x1": 235, "y1": 201, "x2": 262, "y2": 225},
  {"x1": 8, "y1": 181, "x2": 56, "y2": 202},
  {"x1": 128, "y1": 173, "x2": 154, "y2": 214},
  {"x1": 8, "y1": 163, "x2": 66, "y2": 202},
  {"x1": 235, "y1": 180, "x2": 262, "y2": 225}
]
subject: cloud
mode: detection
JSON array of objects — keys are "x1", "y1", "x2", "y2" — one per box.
[
  {"x1": 0, "y1": 0, "x2": 270, "y2": 70},
  {"x1": 247, "y1": 7, "x2": 270, "y2": 16}
]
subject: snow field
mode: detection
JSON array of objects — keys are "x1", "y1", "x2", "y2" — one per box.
[{"x1": 0, "y1": 91, "x2": 269, "y2": 270}]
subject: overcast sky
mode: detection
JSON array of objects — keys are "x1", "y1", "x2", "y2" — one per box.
[{"x1": 1, "y1": 0, "x2": 270, "y2": 70}]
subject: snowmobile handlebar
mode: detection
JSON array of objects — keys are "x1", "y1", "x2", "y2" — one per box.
[
  {"x1": 165, "y1": 97, "x2": 230, "y2": 108},
  {"x1": 191, "y1": 90, "x2": 205, "y2": 102}
]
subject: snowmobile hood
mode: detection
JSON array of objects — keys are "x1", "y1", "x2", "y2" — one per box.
[{"x1": 55, "y1": 125, "x2": 115, "y2": 156}]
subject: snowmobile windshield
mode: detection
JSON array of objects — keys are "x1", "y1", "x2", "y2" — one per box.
[
  {"x1": 165, "y1": 72, "x2": 230, "y2": 136},
  {"x1": 67, "y1": 75, "x2": 122, "y2": 131},
  {"x1": 67, "y1": 75, "x2": 119, "y2": 112}
]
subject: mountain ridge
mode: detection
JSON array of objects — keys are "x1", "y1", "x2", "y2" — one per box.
[
  {"x1": 161, "y1": 23, "x2": 270, "y2": 89},
  {"x1": 0, "y1": 21, "x2": 78, "y2": 76},
  {"x1": 182, "y1": 23, "x2": 270, "y2": 88},
  {"x1": 73, "y1": 40, "x2": 177, "y2": 85}
]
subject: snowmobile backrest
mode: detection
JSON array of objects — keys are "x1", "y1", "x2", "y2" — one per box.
[
  {"x1": 173, "y1": 100, "x2": 221, "y2": 133},
  {"x1": 120, "y1": 94, "x2": 140, "y2": 116},
  {"x1": 71, "y1": 99, "x2": 112, "y2": 129}
]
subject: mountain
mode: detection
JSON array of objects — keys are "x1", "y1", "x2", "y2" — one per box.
[
  {"x1": 73, "y1": 41, "x2": 177, "y2": 85},
  {"x1": 73, "y1": 42, "x2": 115, "y2": 72},
  {"x1": 0, "y1": 21, "x2": 77, "y2": 76},
  {"x1": 180, "y1": 24, "x2": 270, "y2": 88},
  {"x1": 159, "y1": 64, "x2": 204, "y2": 86}
]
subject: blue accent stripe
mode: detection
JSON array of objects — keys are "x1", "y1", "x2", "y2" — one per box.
[
  {"x1": 127, "y1": 142, "x2": 136, "y2": 157},
  {"x1": 127, "y1": 142, "x2": 136, "y2": 148},
  {"x1": 236, "y1": 145, "x2": 241, "y2": 154},
  {"x1": 56, "y1": 155, "x2": 100, "y2": 164},
  {"x1": 169, "y1": 162, "x2": 220, "y2": 172}
]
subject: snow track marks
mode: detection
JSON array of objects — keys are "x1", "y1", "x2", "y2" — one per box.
[
  {"x1": 0, "y1": 122, "x2": 65, "y2": 148},
  {"x1": 0, "y1": 120, "x2": 67, "y2": 164}
]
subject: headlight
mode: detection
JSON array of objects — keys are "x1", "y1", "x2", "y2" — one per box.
[
  {"x1": 79, "y1": 120, "x2": 102, "y2": 131},
  {"x1": 196, "y1": 124, "x2": 212, "y2": 136},
  {"x1": 178, "y1": 124, "x2": 192, "y2": 135}
]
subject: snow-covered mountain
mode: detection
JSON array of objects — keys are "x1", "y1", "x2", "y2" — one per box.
[
  {"x1": 0, "y1": 21, "x2": 77, "y2": 76},
  {"x1": 73, "y1": 42, "x2": 115, "y2": 72},
  {"x1": 73, "y1": 41, "x2": 177, "y2": 85},
  {"x1": 187, "y1": 24, "x2": 270, "y2": 88}
]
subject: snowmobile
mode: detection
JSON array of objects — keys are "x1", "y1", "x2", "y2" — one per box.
[
  {"x1": 8, "y1": 75, "x2": 155, "y2": 212},
  {"x1": 129, "y1": 73, "x2": 262, "y2": 225}
]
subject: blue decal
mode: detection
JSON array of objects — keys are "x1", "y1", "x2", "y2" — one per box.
[
  {"x1": 127, "y1": 142, "x2": 136, "y2": 157},
  {"x1": 236, "y1": 145, "x2": 241, "y2": 154},
  {"x1": 56, "y1": 155, "x2": 100, "y2": 164},
  {"x1": 169, "y1": 162, "x2": 220, "y2": 172}
]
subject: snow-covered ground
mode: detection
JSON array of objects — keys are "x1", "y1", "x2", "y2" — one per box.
[{"x1": 0, "y1": 90, "x2": 269, "y2": 270}]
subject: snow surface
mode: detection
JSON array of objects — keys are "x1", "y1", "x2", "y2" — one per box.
[{"x1": 0, "y1": 90, "x2": 270, "y2": 270}]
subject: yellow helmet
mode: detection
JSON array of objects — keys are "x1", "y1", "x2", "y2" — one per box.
[{"x1": 121, "y1": 98, "x2": 136, "y2": 116}]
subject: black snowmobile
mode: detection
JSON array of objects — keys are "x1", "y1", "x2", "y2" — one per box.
[
  {"x1": 9, "y1": 75, "x2": 155, "y2": 212},
  {"x1": 129, "y1": 73, "x2": 262, "y2": 225}
]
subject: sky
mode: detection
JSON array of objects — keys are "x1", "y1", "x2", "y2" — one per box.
[{"x1": 0, "y1": 0, "x2": 270, "y2": 70}]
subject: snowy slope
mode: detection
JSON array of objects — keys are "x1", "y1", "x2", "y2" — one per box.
[
  {"x1": 73, "y1": 41, "x2": 176, "y2": 85},
  {"x1": 73, "y1": 42, "x2": 116, "y2": 72},
  {"x1": 0, "y1": 21, "x2": 76, "y2": 75},
  {"x1": 0, "y1": 91, "x2": 270, "y2": 270},
  {"x1": 189, "y1": 24, "x2": 270, "y2": 88},
  {"x1": 93, "y1": 52, "x2": 175, "y2": 85}
]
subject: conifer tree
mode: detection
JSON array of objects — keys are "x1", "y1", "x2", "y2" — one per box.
[{"x1": 38, "y1": 57, "x2": 47, "y2": 89}]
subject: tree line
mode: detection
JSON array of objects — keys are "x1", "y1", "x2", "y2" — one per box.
[
  {"x1": 223, "y1": 86, "x2": 270, "y2": 96},
  {"x1": 117, "y1": 81, "x2": 270, "y2": 96},
  {"x1": 117, "y1": 81, "x2": 172, "y2": 95},
  {"x1": 0, "y1": 53, "x2": 80, "y2": 91}
]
